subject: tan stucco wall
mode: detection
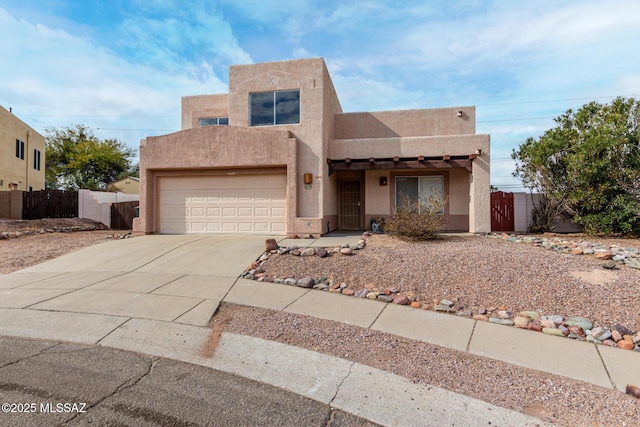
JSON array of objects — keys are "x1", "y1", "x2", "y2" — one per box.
[
  {"x1": 329, "y1": 134, "x2": 487, "y2": 158},
  {"x1": 334, "y1": 107, "x2": 476, "y2": 139},
  {"x1": 331, "y1": 134, "x2": 490, "y2": 232},
  {"x1": 0, "y1": 191, "x2": 23, "y2": 218},
  {"x1": 228, "y1": 58, "x2": 342, "y2": 226},
  {"x1": 139, "y1": 58, "x2": 491, "y2": 235},
  {"x1": 0, "y1": 105, "x2": 45, "y2": 192},
  {"x1": 135, "y1": 126, "x2": 297, "y2": 234},
  {"x1": 181, "y1": 94, "x2": 229, "y2": 130},
  {"x1": 469, "y1": 140, "x2": 491, "y2": 233}
]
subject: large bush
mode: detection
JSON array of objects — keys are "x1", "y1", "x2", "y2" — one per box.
[
  {"x1": 512, "y1": 97, "x2": 640, "y2": 235},
  {"x1": 385, "y1": 193, "x2": 447, "y2": 240}
]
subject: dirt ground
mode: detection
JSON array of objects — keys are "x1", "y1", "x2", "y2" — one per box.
[{"x1": 0, "y1": 218, "x2": 127, "y2": 274}]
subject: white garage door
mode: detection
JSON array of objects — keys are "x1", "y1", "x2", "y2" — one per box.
[{"x1": 159, "y1": 174, "x2": 286, "y2": 235}]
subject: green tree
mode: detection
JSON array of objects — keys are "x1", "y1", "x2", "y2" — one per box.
[
  {"x1": 512, "y1": 97, "x2": 640, "y2": 235},
  {"x1": 115, "y1": 163, "x2": 140, "y2": 181},
  {"x1": 45, "y1": 125, "x2": 136, "y2": 191}
]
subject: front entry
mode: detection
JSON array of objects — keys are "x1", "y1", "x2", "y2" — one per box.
[{"x1": 338, "y1": 179, "x2": 363, "y2": 230}]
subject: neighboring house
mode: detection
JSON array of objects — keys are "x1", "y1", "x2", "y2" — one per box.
[
  {"x1": 135, "y1": 58, "x2": 490, "y2": 236},
  {"x1": 108, "y1": 176, "x2": 140, "y2": 194},
  {"x1": 0, "y1": 105, "x2": 45, "y2": 192}
]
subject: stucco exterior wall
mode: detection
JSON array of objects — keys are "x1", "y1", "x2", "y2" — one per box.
[
  {"x1": 79, "y1": 189, "x2": 139, "y2": 227},
  {"x1": 227, "y1": 58, "x2": 341, "y2": 224},
  {"x1": 181, "y1": 94, "x2": 229, "y2": 130},
  {"x1": 137, "y1": 57, "x2": 491, "y2": 235},
  {"x1": 329, "y1": 134, "x2": 487, "y2": 158},
  {"x1": 135, "y1": 126, "x2": 297, "y2": 234},
  {"x1": 513, "y1": 192, "x2": 582, "y2": 233},
  {"x1": 331, "y1": 134, "x2": 490, "y2": 232},
  {"x1": 334, "y1": 107, "x2": 476, "y2": 139},
  {"x1": 0, "y1": 191, "x2": 23, "y2": 219},
  {"x1": 0, "y1": 105, "x2": 45, "y2": 192}
]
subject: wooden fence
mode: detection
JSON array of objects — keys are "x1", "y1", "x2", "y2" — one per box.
[
  {"x1": 110, "y1": 200, "x2": 138, "y2": 230},
  {"x1": 491, "y1": 191, "x2": 514, "y2": 232},
  {"x1": 22, "y1": 190, "x2": 78, "y2": 219}
]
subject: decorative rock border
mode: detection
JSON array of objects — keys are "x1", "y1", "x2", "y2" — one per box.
[
  {"x1": 0, "y1": 224, "x2": 109, "y2": 239},
  {"x1": 242, "y1": 232, "x2": 640, "y2": 355},
  {"x1": 486, "y1": 232, "x2": 640, "y2": 269}
]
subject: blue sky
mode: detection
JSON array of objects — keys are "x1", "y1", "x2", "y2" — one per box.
[{"x1": 1, "y1": 1, "x2": 639, "y2": 190}]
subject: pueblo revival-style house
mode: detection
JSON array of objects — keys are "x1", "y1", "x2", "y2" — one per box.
[{"x1": 134, "y1": 58, "x2": 490, "y2": 237}]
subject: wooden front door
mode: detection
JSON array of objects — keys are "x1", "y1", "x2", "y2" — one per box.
[{"x1": 338, "y1": 180, "x2": 362, "y2": 230}]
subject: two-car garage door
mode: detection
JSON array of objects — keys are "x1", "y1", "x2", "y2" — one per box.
[{"x1": 158, "y1": 174, "x2": 286, "y2": 235}]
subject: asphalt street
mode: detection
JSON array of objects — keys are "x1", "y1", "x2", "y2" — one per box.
[{"x1": 0, "y1": 336, "x2": 379, "y2": 426}]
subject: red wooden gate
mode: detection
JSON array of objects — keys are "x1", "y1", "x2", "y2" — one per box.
[{"x1": 491, "y1": 191, "x2": 514, "y2": 232}]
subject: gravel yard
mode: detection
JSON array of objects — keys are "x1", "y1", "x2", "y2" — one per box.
[
  {"x1": 210, "y1": 303, "x2": 640, "y2": 427},
  {"x1": 259, "y1": 233, "x2": 640, "y2": 333},
  {"x1": 3, "y1": 221, "x2": 639, "y2": 425}
]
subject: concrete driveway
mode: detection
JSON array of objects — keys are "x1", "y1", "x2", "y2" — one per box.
[{"x1": 0, "y1": 235, "x2": 269, "y2": 326}]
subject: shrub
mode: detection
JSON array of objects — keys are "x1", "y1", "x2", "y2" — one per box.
[{"x1": 385, "y1": 192, "x2": 447, "y2": 240}]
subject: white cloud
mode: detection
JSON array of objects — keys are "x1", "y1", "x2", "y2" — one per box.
[{"x1": 0, "y1": 7, "x2": 229, "y2": 152}]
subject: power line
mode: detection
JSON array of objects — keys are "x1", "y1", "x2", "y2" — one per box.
[
  {"x1": 96, "y1": 127, "x2": 178, "y2": 132},
  {"x1": 29, "y1": 114, "x2": 176, "y2": 118},
  {"x1": 476, "y1": 94, "x2": 635, "y2": 108},
  {"x1": 477, "y1": 116, "x2": 555, "y2": 123}
]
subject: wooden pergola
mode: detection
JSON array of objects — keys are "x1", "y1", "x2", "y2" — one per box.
[{"x1": 327, "y1": 154, "x2": 477, "y2": 175}]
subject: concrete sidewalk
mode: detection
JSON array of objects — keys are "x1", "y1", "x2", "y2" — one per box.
[
  {"x1": 0, "y1": 234, "x2": 638, "y2": 423},
  {"x1": 0, "y1": 311, "x2": 552, "y2": 426}
]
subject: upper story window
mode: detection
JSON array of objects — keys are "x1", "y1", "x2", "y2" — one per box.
[
  {"x1": 34, "y1": 149, "x2": 41, "y2": 170},
  {"x1": 15, "y1": 139, "x2": 25, "y2": 159},
  {"x1": 250, "y1": 90, "x2": 300, "y2": 126},
  {"x1": 198, "y1": 117, "x2": 228, "y2": 127}
]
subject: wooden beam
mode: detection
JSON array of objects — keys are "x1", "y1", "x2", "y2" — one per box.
[
  {"x1": 369, "y1": 157, "x2": 375, "y2": 163},
  {"x1": 393, "y1": 156, "x2": 399, "y2": 162},
  {"x1": 443, "y1": 154, "x2": 450, "y2": 161},
  {"x1": 328, "y1": 159, "x2": 473, "y2": 173},
  {"x1": 418, "y1": 155, "x2": 424, "y2": 162}
]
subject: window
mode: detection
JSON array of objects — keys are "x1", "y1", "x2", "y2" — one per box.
[
  {"x1": 198, "y1": 117, "x2": 228, "y2": 127},
  {"x1": 250, "y1": 90, "x2": 300, "y2": 126},
  {"x1": 395, "y1": 176, "x2": 444, "y2": 212},
  {"x1": 15, "y1": 139, "x2": 24, "y2": 159},
  {"x1": 34, "y1": 149, "x2": 41, "y2": 170}
]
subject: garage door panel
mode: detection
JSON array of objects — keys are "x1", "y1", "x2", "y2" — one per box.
[
  {"x1": 222, "y1": 207, "x2": 236, "y2": 217},
  {"x1": 206, "y1": 223, "x2": 221, "y2": 232},
  {"x1": 190, "y1": 207, "x2": 206, "y2": 217},
  {"x1": 271, "y1": 207, "x2": 286, "y2": 216},
  {"x1": 159, "y1": 174, "x2": 286, "y2": 235}
]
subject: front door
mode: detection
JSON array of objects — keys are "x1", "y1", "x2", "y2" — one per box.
[{"x1": 338, "y1": 180, "x2": 362, "y2": 230}]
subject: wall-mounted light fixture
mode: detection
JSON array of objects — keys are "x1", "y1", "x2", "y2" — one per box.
[
  {"x1": 457, "y1": 110, "x2": 464, "y2": 117},
  {"x1": 475, "y1": 148, "x2": 482, "y2": 155},
  {"x1": 379, "y1": 176, "x2": 388, "y2": 186},
  {"x1": 303, "y1": 173, "x2": 313, "y2": 185}
]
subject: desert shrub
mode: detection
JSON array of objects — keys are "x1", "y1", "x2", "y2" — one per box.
[{"x1": 385, "y1": 193, "x2": 447, "y2": 240}]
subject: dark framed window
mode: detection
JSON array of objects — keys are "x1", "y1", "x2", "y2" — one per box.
[
  {"x1": 250, "y1": 90, "x2": 300, "y2": 126},
  {"x1": 198, "y1": 117, "x2": 229, "y2": 127},
  {"x1": 34, "y1": 149, "x2": 41, "y2": 170},
  {"x1": 15, "y1": 139, "x2": 25, "y2": 159},
  {"x1": 395, "y1": 176, "x2": 444, "y2": 213}
]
